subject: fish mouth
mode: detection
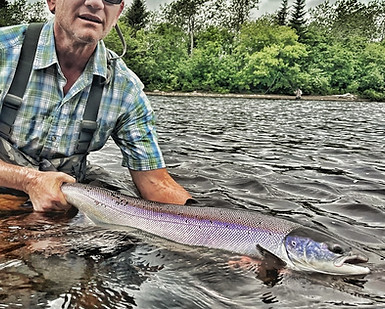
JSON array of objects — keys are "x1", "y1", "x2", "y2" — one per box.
[
  {"x1": 331, "y1": 258, "x2": 370, "y2": 275},
  {"x1": 289, "y1": 254, "x2": 370, "y2": 275},
  {"x1": 323, "y1": 251, "x2": 370, "y2": 275},
  {"x1": 333, "y1": 253, "x2": 369, "y2": 267}
]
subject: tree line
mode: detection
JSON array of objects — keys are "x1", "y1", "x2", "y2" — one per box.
[
  {"x1": 0, "y1": 0, "x2": 46, "y2": 26},
  {"x1": 2, "y1": 0, "x2": 385, "y2": 101}
]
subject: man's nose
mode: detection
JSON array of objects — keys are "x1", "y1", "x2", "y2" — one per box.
[{"x1": 84, "y1": 0, "x2": 104, "y2": 10}]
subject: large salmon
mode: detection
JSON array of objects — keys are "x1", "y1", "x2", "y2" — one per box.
[{"x1": 62, "y1": 183, "x2": 370, "y2": 275}]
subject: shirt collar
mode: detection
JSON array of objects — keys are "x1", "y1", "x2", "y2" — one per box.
[{"x1": 34, "y1": 18, "x2": 108, "y2": 80}]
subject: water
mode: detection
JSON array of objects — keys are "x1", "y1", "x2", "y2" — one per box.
[{"x1": 0, "y1": 97, "x2": 384, "y2": 308}]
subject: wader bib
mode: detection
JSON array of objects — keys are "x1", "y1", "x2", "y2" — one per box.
[{"x1": 0, "y1": 23, "x2": 104, "y2": 182}]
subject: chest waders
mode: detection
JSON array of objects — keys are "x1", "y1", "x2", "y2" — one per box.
[{"x1": 0, "y1": 23, "x2": 105, "y2": 182}]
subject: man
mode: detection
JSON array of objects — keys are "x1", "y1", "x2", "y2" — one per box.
[{"x1": 0, "y1": 0, "x2": 192, "y2": 211}]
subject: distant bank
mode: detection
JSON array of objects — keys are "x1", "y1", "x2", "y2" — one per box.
[{"x1": 146, "y1": 91, "x2": 366, "y2": 102}]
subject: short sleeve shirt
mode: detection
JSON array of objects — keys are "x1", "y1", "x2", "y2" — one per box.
[{"x1": 0, "y1": 19, "x2": 165, "y2": 171}]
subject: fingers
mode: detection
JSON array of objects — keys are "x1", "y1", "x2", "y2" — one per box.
[
  {"x1": 59, "y1": 172, "x2": 76, "y2": 184},
  {"x1": 56, "y1": 173, "x2": 76, "y2": 207},
  {"x1": 27, "y1": 171, "x2": 77, "y2": 212}
]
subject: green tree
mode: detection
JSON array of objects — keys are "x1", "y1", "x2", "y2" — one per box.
[
  {"x1": 164, "y1": 0, "x2": 207, "y2": 55},
  {"x1": 234, "y1": 20, "x2": 307, "y2": 94},
  {"x1": 0, "y1": 0, "x2": 9, "y2": 25},
  {"x1": 199, "y1": 0, "x2": 229, "y2": 28},
  {"x1": 369, "y1": 0, "x2": 385, "y2": 42},
  {"x1": 356, "y1": 42, "x2": 385, "y2": 100},
  {"x1": 276, "y1": 0, "x2": 289, "y2": 26},
  {"x1": 228, "y1": 0, "x2": 259, "y2": 31},
  {"x1": 289, "y1": 0, "x2": 307, "y2": 40},
  {"x1": 115, "y1": 23, "x2": 189, "y2": 90},
  {"x1": 309, "y1": 0, "x2": 380, "y2": 43},
  {"x1": 123, "y1": 0, "x2": 149, "y2": 32},
  {"x1": 0, "y1": 0, "x2": 47, "y2": 26},
  {"x1": 310, "y1": 42, "x2": 357, "y2": 93},
  {"x1": 333, "y1": 0, "x2": 377, "y2": 42},
  {"x1": 177, "y1": 26, "x2": 237, "y2": 92}
]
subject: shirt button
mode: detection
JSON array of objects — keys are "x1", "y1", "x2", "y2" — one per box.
[{"x1": 51, "y1": 136, "x2": 57, "y2": 142}]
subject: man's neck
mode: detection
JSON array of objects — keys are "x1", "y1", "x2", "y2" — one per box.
[
  {"x1": 54, "y1": 25, "x2": 97, "y2": 95},
  {"x1": 57, "y1": 47, "x2": 93, "y2": 95}
]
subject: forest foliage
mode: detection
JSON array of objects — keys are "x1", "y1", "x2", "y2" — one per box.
[{"x1": 2, "y1": 0, "x2": 385, "y2": 100}]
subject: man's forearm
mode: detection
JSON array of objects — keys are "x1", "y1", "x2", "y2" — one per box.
[
  {"x1": 0, "y1": 159, "x2": 38, "y2": 193},
  {"x1": 130, "y1": 168, "x2": 192, "y2": 205}
]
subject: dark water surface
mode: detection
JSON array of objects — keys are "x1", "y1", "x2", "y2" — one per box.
[{"x1": 0, "y1": 97, "x2": 384, "y2": 308}]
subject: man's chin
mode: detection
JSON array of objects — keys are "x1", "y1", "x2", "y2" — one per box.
[
  {"x1": 71, "y1": 23, "x2": 104, "y2": 44},
  {"x1": 74, "y1": 31, "x2": 101, "y2": 45}
]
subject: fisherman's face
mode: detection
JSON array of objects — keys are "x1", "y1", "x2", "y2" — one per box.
[{"x1": 47, "y1": 0, "x2": 124, "y2": 44}]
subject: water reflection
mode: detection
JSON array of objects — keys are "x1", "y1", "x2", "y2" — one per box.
[{"x1": 0, "y1": 98, "x2": 384, "y2": 308}]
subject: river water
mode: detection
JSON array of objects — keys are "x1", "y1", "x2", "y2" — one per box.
[{"x1": 0, "y1": 96, "x2": 384, "y2": 308}]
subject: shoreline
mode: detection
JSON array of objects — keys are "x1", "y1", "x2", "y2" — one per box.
[{"x1": 146, "y1": 91, "x2": 366, "y2": 102}]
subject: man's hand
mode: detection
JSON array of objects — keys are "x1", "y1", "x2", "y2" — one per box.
[
  {"x1": 0, "y1": 160, "x2": 76, "y2": 212},
  {"x1": 24, "y1": 170, "x2": 76, "y2": 212}
]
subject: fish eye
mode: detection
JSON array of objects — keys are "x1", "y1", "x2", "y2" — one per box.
[
  {"x1": 291, "y1": 240, "x2": 296, "y2": 247},
  {"x1": 329, "y1": 244, "x2": 344, "y2": 254}
]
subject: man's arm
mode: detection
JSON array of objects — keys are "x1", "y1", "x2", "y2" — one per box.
[
  {"x1": 130, "y1": 168, "x2": 192, "y2": 205},
  {"x1": 0, "y1": 160, "x2": 76, "y2": 212}
]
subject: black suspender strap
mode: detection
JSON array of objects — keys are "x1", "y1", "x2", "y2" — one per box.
[
  {"x1": 0, "y1": 23, "x2": 105, "y2": 154},
  {"x1": 0, "y1": 23, "x2": 43, "y2": 140},
  {"x1": 75, "y1": 75, "x2": 105, "y2": 154}
]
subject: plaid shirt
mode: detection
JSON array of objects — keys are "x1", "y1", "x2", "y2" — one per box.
[{"x1": 0, "y1": 19, "x2": 165, "y2": 171}]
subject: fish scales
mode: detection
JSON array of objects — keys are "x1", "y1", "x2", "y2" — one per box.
[
  {"x1": 62, "y1": 183, "x2": 299, "y2": 257},
  {"x1": 62, "y1": 183, "x2": 371, "y2": 275}
]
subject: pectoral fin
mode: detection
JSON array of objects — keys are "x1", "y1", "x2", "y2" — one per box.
[
  {"x1": 256, "y1": 244, "x2": 287, "y2": 267},
  {"x1": 255, "y1": 245, "x2": 288, "y2": 286}
]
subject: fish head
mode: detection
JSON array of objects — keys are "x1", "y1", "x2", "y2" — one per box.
[{"x1": 283, "y1": 227, "x2": 370, "y2": 275}]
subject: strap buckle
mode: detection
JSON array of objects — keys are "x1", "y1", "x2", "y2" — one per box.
[
  {"x1": 79, "y1": 120, "x2": 97, "y2": 133},
  {"x1": 75, "y1": 120, "x2": 98, "y2": 153},
  {"x1": 0, "y1": 94, "x2": 23, "y2": 138},
  {"x1": 2, "y1": 94, "x2": 23, "y2": 110}
]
